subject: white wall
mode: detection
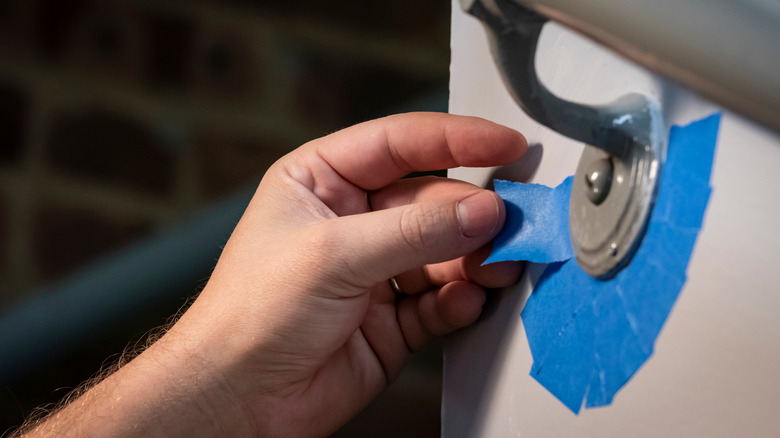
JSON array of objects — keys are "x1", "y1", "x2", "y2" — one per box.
[{"x1": 443, "y1": 2, "x2": 780, "y2": 436}]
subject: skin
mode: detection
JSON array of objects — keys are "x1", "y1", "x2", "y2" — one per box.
[{"x1": 21, "y1": 113, "x2": 527, "y2": 437}]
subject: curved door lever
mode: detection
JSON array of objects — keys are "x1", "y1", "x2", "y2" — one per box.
[{"x1": 462, "y1": 0, "x2": 665, "y2": 279}]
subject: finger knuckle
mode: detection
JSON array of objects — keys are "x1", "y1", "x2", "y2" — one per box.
[{"x1": 398, "y1": 204, "x2": 438, "y2": 254}]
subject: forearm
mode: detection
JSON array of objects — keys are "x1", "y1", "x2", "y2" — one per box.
[{"x1": 18, "y1": 331, "x2": 257, "y2": 438}]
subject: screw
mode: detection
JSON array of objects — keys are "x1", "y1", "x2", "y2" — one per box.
[{"x1": 584, "y1": 158, "x2": 613, "y2": 205}]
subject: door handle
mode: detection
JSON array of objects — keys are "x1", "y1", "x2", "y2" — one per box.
[{"x1": 462, "y1": 0, "x2": 665, "y2": 279}]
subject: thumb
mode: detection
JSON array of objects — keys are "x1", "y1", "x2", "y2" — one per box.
[{"x1": 320, "y1": 190, "x2": 505, "y2": 291}]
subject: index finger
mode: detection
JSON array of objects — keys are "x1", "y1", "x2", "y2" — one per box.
[{"x1": 303, "y1": 112, "x2": 527, "y2": 190}]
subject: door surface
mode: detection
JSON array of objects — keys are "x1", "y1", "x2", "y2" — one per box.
[{"x1": 443, "y1": 2, "x2": 780, "y2": 436}]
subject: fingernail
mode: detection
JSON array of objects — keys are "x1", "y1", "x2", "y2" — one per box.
[{"x1": 457, "y1": 191, "x2": 501, "y2": 238}]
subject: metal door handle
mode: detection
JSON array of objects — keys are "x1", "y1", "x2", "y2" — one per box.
[{"x1": 462, "y1": 0, "x2": 665, "y2": 279}]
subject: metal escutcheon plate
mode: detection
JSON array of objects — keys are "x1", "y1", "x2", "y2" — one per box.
[{"x1": 569, "y1": 100, "x2": 665, "y2": 279}]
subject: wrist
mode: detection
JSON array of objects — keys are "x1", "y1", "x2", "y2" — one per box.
[
  {"x1": 27, "y1": 325, "x2": 261, "y2": 437},
  {"x1": 160, "y1": 299, "x2": 337, "y2": 437},
  {"x1": 136, "y1": 323, "x2": 261, "y2": 437}
]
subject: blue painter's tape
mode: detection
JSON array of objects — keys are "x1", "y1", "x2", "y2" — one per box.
[
  {"x1": 485, "y1": 177, "x2": 574, "y2": 264},
  {"x1": 522, "y1": 261, "x2": 591, "y2": 369},
  {"x1": 489, "y1": 113, "x2": 721, "y2": 413}
]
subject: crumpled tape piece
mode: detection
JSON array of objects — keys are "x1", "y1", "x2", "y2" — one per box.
[{"x1": 485, "y1": 177, "x2": 574, "y2": 264}]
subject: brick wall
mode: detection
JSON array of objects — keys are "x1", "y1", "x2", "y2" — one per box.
[
  {"x1": 0, "y1": 0, "x2": 449, "y2": 434},
  {"x1": 0, "y1": 0, "x2": 448, "y2": 296}
]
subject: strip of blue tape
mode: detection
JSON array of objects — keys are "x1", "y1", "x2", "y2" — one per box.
[{"x1": 487, "y1": 113, "x2": 721, "y2": 413}]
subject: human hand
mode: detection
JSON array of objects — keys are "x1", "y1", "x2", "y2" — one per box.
[{"x1": 24, "y1": 113, "x2": 526, "y2": 438}]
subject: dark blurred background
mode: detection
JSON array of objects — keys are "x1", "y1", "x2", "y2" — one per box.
[{"x1": 0, "y1": 0, "x2": 450, "y2": 435}]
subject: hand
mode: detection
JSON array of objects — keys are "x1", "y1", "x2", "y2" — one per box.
[{"x1": 24, "y1": 113, "x2": 526, "y2": 437}]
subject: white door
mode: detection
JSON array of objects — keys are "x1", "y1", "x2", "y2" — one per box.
[{"x1": 444, "y1": 2, "x2": 780, "y2": 436}]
